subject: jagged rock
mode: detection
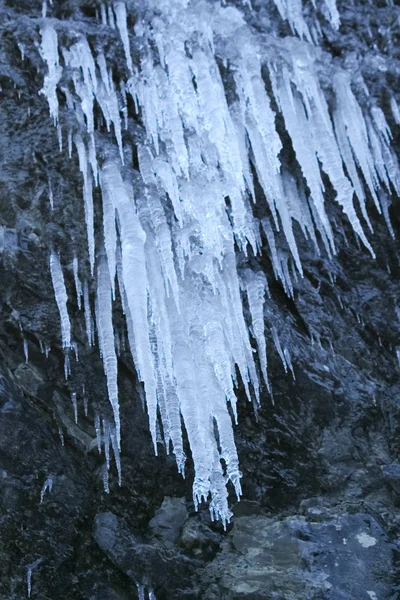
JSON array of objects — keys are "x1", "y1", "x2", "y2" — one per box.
[
  {"x1": 381, "y1": 463, "x2": 400, "y2": 494},
  {"x1": 149, "y1": 496, "x2": 188, "y2": 548},
  {"x1": 202, "y1": 513, "x2": 396, "y2": 599},
  {"x1": 93, "y1": 512, "x2": 198, "y2": 598}
]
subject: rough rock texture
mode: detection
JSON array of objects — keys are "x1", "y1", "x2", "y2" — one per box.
[{"x1": 0, "y1": 0, "x2": 399, "y2": 599}]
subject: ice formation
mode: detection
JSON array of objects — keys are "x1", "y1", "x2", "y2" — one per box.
[
  {"x1": 38, "y1": 0, "x2": 399, "y2": 523},
  {"x1": 49, "y1": 251, "x2": 71, "y2": 350}
]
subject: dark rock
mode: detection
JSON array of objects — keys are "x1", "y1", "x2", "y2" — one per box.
[
  {"x1": 93, "y1": 512, "x2": 198, "y2": 598},
  {"x1": 382, "y1": 463, "x2": 400, "y2": 494},
  {"x1": 149, "y1": 496, "x2": 188, "y2": 548},
  {"x1": 202, "y1": 513, "x2": 396, "y2": 599}
]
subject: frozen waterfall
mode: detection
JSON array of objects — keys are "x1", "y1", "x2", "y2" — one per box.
[{"x1": 37, "y1": 0, "x2": 399, "y2": 523}]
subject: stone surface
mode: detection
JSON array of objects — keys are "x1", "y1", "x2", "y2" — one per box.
[
  {"x1": 149, "y1": 497, "x2": 188, "y2": 548},
  {"x1": 202, "y1": 513, "x2": 396, "y2": 599}
]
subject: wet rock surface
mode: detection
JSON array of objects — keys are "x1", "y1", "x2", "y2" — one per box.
[{"x1": 0, "y1": 0, "x2": 399, "y2": 599}]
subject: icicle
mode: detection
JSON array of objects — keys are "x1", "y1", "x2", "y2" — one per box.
[
  {"x1": 137, "y1": 584, "x2": 145, "y2": 600},
  {"x1": 72, "y1": 256, "x2": 82, "y2": 310},
  {"x1": 110, "y1": 425, "x2": 122, "y2": 486},
  {"x1": 74, "y1": 135, "x2": 95, "y2": 274},
  {"x1": 23, "y1": 338, "x2": 29, "y2": 363},
  {"x1": 272, "y1": 0, "x2": 312, "y2": 41},
  {"x1": 283, "y1": 347, "x2": 295, "y2": 379},
  {"x1": 114, "y1": 2, "x2": 133, "y2": 73},
  {"x1": 40, "y1": 475, "x2": 53, "y2": 503},
  {"x1": 271, "y1": 326, "x2": 287, "y2": 372},
  {"x1": 103, "y1": 418, "x2": 111, "y2": 471},
  {"x1": 48, "y1": 176, "x2": 54, "y2": 210},
  {"x1": 18, "y1": 42, "x2": 25, "y2": 61},
  {"x1": 101, "y1": 3, "x2": 107, "y2": 25},
  {"x1": 101, "y1": 160, "x2": 158, "y2": 452},
  {"x1": 108, "y1": 5, "x2": 116, "y2": 28},
  {"x1": 83, "y1": 280, "x2": 94, "y2": 346},
  {"x1": 49, "y1": 251, "x2": 72, "y2": 349},
  {"x1": 94, "y1": 414, "x2": 102, "y2": 453},
  {"x1": 378, "y1": 190, "x2": 395, "y2": 238},
  {"x1": 99, "y1": 165, "x2": 118, "y2": 299},
  {"x1": 71, "y1": 392, "x2": 78, "y2": 423},
  {"x1": 102, "y1": 463, "x2": 110, "y2": 493},
  {"x1": 64, "y1": 355, "x2": 71, "y2": 379},
  {"x1": 242, "y1": 270, "x2": 270, "y2": 391},
  {"x1": 58, "y1": 426, "x2": 64, "y2": 447},
  {"x1": 27, "y1": 559, "x2": 42, "y2": 599},
  {"x1": 83, "y1": 395, "x2": 89, "y2": 417},
  {"x1": 67, "y1": 130, "x2": 72, "y2": 158},
  {"x1": 390, "y1": 97, "x2": 400, "y2": 125},
  {"x1": 62, "y1": 40, "x2": 96, "y2": 138},
  {"x1": 322, "y1": 0, "x2": 340, "y2": 29},
  {"x1": 95, "y1": 254, "x2": 121, "y2": 447},
  {"x1": 39, "y1": 25, "x2": 62, "y2": 126}
]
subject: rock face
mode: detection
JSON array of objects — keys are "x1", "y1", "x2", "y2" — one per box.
[
  {"x1": 202, "y1": 513, "x2": 395, "y2": 599},
  {"x1": 0, "y1": 0, "x2": 399, "y2": 599}
]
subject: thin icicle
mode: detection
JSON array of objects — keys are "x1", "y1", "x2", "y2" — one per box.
[
  {"x1": 40, "y1": 475, "x2": 53, "y2": 504},
  {"x1": 58, "y1": 426, "x2": 64, "y2": 447},
  {"x1": 101, "y1": 160, "x2": 158, "y2": 452},
  {"x1": 83, "y1": 280, "x2": 94, "y2": 346},
  {"x1": 50, "y1": 251, "x2": 71, "y2": 349},
  {"x1": 39, "y1": 25, "x2": 62, "y2": 125},
  {"x1": 102, "y1": 463, "x2": 110, "y2": 493},
  {"x1": 101, "y1": 3, "x2": 107, "y2": 25},
  {"x1": 108, "y1": 5, "x2": 116, "y2": 29},
  {"x1": 99, "y1": 166, "x2": 118, "y2": 299},
  {"x1": 110, "y1": 425, "x2": 122, "y2": 486},
  {"x1": 94, "y1": 414, "x2": 102, "y2": 454},
  {"x1": 74, "y1": 135, "x2": 95, "y2": 274},
  {"x1": 48, "y1": 176, "x2": 54, "y2": 210},
  {"x1": 96, "y1": 255, "x2": 121, "y2": 448},
  {"x1": 243, "y1": 270, "x2": 270, "y2": 391},
  {"x1": 114, "y1": 2, "x2": 133, "y2": 73},
  {"x1": 71, "y1": 392, "x2": 78, "y2": 423},
  {"x1": 271, "y1": 326, "x2": 287, "y2": 373},
  {"x1": 23, "y1": 338, "x2": 29, "y2": 363},
  {"x1": 27, "y1": 559, "x2": 42, "y2": 599},
  {"x1": 83, "y1": 394, "x2": 89, "y2": 417},
  {"x1": 72, "y1": 256, "x2": 82, "y2": 310},
  {"x1": 390, "y1": 97, "x2": 400, "y2": 125}
]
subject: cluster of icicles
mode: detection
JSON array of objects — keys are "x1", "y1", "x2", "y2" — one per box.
[{"x1": 39, "y1": 0, "x2": 399, "y2": 525}]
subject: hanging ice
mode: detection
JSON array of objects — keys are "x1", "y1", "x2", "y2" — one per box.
[
  {"x1": 49, "y1": 251, "x2": 71, "y2": 349},
  {"x1": 39, "y1": 25, "x2": 62, "y2": 125},
  {"x1": 242, "y1": 270, "x2": 270, "y2": 392},
  {"x1": 100, "y1": 160, "x2": 158, "y2": 451},
  {"x1": 83, "y1": 280, "x2": 94, "y2": 346},
  {"x1": 40, "y1": 475, "x2": 54, "y2": 503},
  {"x1": 73, "y1": 256, "x2": 83, "y2": 310},
  {"x1": 37, "y1": 0, "x2": 400, "y2": 525},
  {"x1": 95, "y1": 254, "x2": 121, "y2": 447},
  {"x1": 74, "y1": 135, "x2": 95, "y2": 274},
  {"x1": 114, "y1": 2, "x2": 133, "y2": 73}
]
